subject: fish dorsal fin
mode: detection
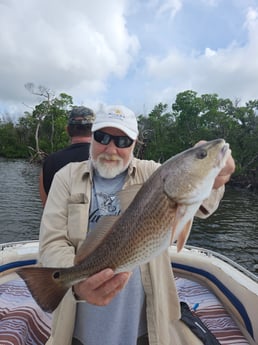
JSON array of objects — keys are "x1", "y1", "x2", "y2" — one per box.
[
  {"x1": 117, "y1": 184, "x2": 142, "y2": 212},
  {"x1": 75, "y1": 215, "x2": 119, "y2": 265}
]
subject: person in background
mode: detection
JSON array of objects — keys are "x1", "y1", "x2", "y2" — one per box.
[
  {"x1": 39, "y1": 106, "x2": 95, "y2": 206},
  {"x1": 39, "y1": 105, "x2": 235, "y2": 345}
]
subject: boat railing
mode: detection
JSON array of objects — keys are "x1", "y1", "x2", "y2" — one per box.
[{"x1": 183, "y1": 245, "x2": 258, "y2": 283}]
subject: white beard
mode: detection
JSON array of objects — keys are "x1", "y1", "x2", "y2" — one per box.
[{"x1": 91, "y1": 152, "x2": 132, "y2": 179}]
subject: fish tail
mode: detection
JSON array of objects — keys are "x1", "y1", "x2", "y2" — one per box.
[{"x1": 17, "y1": 266, "x2": 69, "y2": 313}]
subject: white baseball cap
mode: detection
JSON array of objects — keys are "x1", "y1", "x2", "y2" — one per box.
[{"x1": 92, "y1": 105, "x2": 139, "y2": 140}]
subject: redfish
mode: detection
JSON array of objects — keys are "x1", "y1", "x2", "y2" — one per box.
[{"x1": 17, "y1": 139, "x2": 230, "y2": 312}]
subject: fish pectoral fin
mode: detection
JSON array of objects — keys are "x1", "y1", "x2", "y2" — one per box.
[
  {"x1": 170, "y1": 204, "x2": 188, "y2": 244},
  {"x1": 75, "y1": 216, "x2": 119, "y2": 265},
  {"x1": 17, "y1": 266, "x2": 69, "y2": 313},
  {"x1": 171, "y1": 203, "x2": 196, "y2": 251},
  {"x1": 176, "y1": 218, "x2": 193, "y2": 252},
  {"x1": 117, "y1": 184, "x2": 142, "y2": 212}
]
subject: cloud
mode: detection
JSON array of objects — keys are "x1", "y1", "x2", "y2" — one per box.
[
  {"x1": 0, "y1": 0, "x2": 139, "y2": 114},
  {"x1": 157, "y1": 0, "x2": 182, "y2": 19},
  {"x1": 0, "y1": 0, "x2": 257, "y2": 119},
  {"x1": 144, "y1": 5, "x2": 258, "y2": 106}
]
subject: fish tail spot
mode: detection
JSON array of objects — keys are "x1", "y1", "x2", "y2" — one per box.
[
  {"x1": 17, "y1": 266, "x2": 69, "y2": 312},
  {"x1": 53, "y1": 271, "x2": 60, "y2": 279}
]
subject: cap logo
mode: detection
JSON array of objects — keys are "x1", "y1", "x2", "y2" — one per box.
[{"x1": 107, "y1": 109, "x2": 125, "y2": 121}]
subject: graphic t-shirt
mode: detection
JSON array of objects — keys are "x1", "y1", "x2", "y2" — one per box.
[{"x1": 73, "y1": 171, "x2": 147, "y2": 345}]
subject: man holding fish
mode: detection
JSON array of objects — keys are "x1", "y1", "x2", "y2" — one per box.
[{"x1": 18, "y1": 105, "x2": 235, "y2": 345}]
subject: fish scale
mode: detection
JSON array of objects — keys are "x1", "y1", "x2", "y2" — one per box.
[
  {"x1": 71, "y1": 181, "x2": 171, "y2": 274},
  {"x1": 110, "y1": 194, "x2": 174, "y2": 271},
  {"x1": 17, "y1": 138, "x2": 230, "y2": 312}
]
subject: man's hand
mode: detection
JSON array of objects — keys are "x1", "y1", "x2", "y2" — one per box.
[
  {"x1": 213, "y1": 153, "x2": 235, "y2": 189},
  {"x1": 73, "y1": 269, "x2": 131, "y2": 306}
]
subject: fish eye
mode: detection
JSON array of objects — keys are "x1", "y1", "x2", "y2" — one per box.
[
  {"x1": 196, "y1": 149, "x2": 207, "y2": 159},
  {"x1": 53, "y1": 271, "x2": 60, "y2": 279}
]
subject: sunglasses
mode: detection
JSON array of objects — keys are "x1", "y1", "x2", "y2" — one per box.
[{"x1": 93, "y1": 130, "x2": 134, "y2": 148}]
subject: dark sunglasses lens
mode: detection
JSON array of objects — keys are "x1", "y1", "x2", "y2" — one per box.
[
  {"x1": 94, "y1": 131, "x2": 133, "y2": 148},
  {"x1": 115, "y1": 136, "x2": 133, "y2": 148},
  {"x1": 94, "y1": 131, "x2": 111, "y2": 145}
]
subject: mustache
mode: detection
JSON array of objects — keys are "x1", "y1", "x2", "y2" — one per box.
[{"x1": 98, "y1": 153, "x2": 122, "y2": 162}]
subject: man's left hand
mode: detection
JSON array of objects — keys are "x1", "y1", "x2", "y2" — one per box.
[{"x1": 213, "y1": 153, "x2": 235, "y2": 189}]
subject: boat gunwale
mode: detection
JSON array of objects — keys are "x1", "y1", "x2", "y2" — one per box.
[
  {"x1": 0, "y1": 241, "x2": 257, "y2": 281},
  {"x1": 182, "y1": 245, "x2": 258, "y2": 283}
]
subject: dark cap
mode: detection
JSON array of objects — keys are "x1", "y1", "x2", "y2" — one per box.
[{"x1": 68, "y1": 106, "x2": 95, "y2": 125}]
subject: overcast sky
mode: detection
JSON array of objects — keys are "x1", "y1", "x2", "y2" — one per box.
[{"x1": 0, "y1": 0, "x2": 258, "y2": 119}]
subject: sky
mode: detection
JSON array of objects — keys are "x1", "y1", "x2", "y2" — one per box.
[{"x1": 0, "y1": 0, "x2": 258, "y2": 120}]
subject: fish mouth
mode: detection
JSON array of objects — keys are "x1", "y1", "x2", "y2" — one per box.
[
  {"x1": 221, "y1": 142, "x2": 229, "y2": 155},
  {"x1": 217, "y1": 142, "x2": 230, "y2": 167}
]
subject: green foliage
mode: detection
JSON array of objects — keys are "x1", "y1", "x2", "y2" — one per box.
[
  {"x1": 0, "y1": 121, "x2": 29, "y2": 158},
  {"x1": 0, "y1": 91, "x2": 73, "y2": 160},
  {"x1": 37, "y1": 103, "x2": 69, "y2": 152},
  {"x1": 137, "y1": 90, "x2": 258, "y2": 188},
  {"x1": 137, "y1": 103, "x2": 177, "y2": 162},
  {"x1": 1, "y1": 89, "x2": 258, "y2": 188}
]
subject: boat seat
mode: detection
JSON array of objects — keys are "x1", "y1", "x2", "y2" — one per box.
[
  {"x1": 175, "y1": 276, "x2": 250, "y2": 345},
  {"x1": 0, "y1": 278, "x2": 51, "y2": 345},
  {"x1": 0, "y1": 276, "x2": 252, "y2": 345}
]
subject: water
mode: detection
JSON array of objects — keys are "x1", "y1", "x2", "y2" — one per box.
[
  {"x1": 0, "y1": 158, "x2": 257, "y2": 274},
  {"x1": 0, "y1": 158, "x2": 43, "y2": 242},
  {"x1": 189, "y1": 187, "x2": 258, "y2": 274}
]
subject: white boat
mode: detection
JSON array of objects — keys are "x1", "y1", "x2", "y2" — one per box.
[{"x1": 0, "y1": 240, "x2": 257, "y2": 345}]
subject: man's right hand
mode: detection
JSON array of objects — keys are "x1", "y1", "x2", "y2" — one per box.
[{"x1": 73, "y1": 269, "x2": 131, "y2": 306}]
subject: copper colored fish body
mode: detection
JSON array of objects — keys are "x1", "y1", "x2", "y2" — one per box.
[{"x1": 17, "y1": 139, "x2": 230, "y2": 312}]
